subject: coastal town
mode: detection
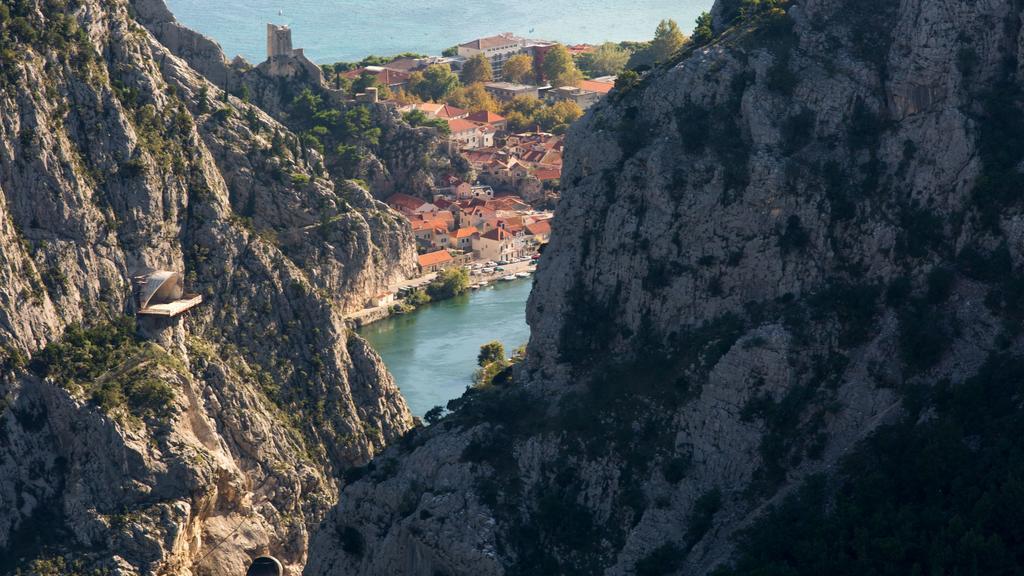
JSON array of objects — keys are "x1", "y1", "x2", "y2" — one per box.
[
  {"x1": 259, "y1": 19, "x2": 688, "y2": 322},
  {"x1": 279, "y1": 29, "x2": 627, "y2": 320}
]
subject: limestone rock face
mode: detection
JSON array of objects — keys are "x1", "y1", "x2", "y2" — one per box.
[
  {"x1": 0, "y1": 0, "x2": 416, "y2": 573},
  {"x1": 307, "y1": 1, "x2": 1024, "y2": 574}
]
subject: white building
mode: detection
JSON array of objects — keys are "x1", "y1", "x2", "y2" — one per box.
[
  {"x1": 472, "y1": 226, "x2": 527, "y2": 262},
  {"x1": 457, "y1": 33, "x2": 526, "y2": 79}
]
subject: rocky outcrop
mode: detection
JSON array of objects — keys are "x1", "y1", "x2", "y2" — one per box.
[
  {"x1": 0, "y1": 0, "x2": 417, "y2": 573},
  {"x1": 307, "y1": 0, "x2": 1024, "y2": 574}
]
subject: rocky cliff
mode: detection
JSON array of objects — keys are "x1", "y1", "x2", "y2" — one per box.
[
  {"x1": 0, "y1": 0, "x2": 419, "y2": 573},
  {"x1": 307, "y1": 0, "x2": 1024, "y2": 574}
]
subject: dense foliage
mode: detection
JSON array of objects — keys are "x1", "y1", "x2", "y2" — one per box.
[
  {"x1": 501, "y1": 96, "x2": 582, "y2": 134},
  {"x1": 425, "y1": 267, "x2": 470, "y2": 300},
  {"x1": 30, "y1": 318, "x2": 179, "y2": 423},
  {"x1": 542, "y1": 44, "x2": 583, "y2": 88},
  {"x1": 716, "y1": 354, "x2": 1024, "y2": 576},
  {"x1": 287, "y1": 88, "x2": 381, "y2": 178}
]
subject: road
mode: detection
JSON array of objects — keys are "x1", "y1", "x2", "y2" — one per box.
[{"x1": 344, "y1": 258, "x2": 537, "y2": 323}]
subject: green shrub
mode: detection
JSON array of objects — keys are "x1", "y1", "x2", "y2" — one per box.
[
  {"x1": 426, "y1": 267, "x2": 469, "y2": 300},
  {"x1": 30, "y1": 318, "x2": 178, "y2": 422},
  {"x1": 685, "y1": 488, "x2": 723, "y2": 550},
  {"x1": 777, "y1": 215, "x2": 809, "y2": 254},
  {"x1": 477, "y1": 341, "x2": 505, "y2": 367},
  {"x1": 338, "y1": 526, "x2": 366, "y2": 557},
  {"x1": 635, "y1": 542, "x2": 684, "y2": 576},
  {"x1": 898, "y1": 301, "x2": 951, "y2": 373},
  {"x1": 404, "y1": 289, "x2": 431, "y2": 307},
  {"x1": 662, "y1": 455, "x2": 692, "y2": 483},
  {"x1": 781, "y1": 109, "x2": 815, "y2": 154}
]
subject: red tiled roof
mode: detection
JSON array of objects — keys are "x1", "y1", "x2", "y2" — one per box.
[
  {"x1": 580, "y1": 79, "x2": 614, "y2": 94},
  {"x1": 415, "y1": 103, "x2": 468, "y2": 119},
  {"x1": 450, "y1": 226, "x2": 478, "y2": 239},
  {"x1": 447, "y1": 118, "x2": 483, "y2": 133},
  {"x1": 481, "y1": 227, "x2": 515, "y2": 241},
  {"x1": 533, "y1": 168, "x2": 561, "y2": 181},
  {"x1": 486, "y1": 196, "x2": 530, "y2": 211},
  {"x1": 387, "y1": 193, "x2": 427, "y2": 212},
  {"x1": 466, "y1": 111, "x2": 506, "y2": 124},
  {"x1": 418, "y1": 250, "x2": 453, "y2": 267},
  {"x1": 526, "y1": 221, "x2": 552, "y2": 236},
  {"x1": 342, "y1": 67, "x2": 411, "y2": 86},
  {"x1": 459, "y1": 34, "x2": 521, "y2": 50}
]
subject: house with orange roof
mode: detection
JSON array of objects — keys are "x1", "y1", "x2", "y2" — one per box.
[
  {"x1": 567, "y1": 44, "x2": 596, "y2": 56},
  {"x1": 466, "y1": 110, "x2": 508, "y2": 132},
  {"x1": 461, "y1": 204, "x2": 497, "y2": 228},
  {"x1": 432, "y1": 175, "x2": 472, "y2": 200},
  {"x1": 406, "y1": 102, "x2": 470, "y2": 120},
  {"x1": 447, "y1": 118, "x2": 495, "y2": 150},
  {"x1": 342, "y1": 66, "x2": 411, "y2": 89},
  {"x1": 581, "y1": 78, "x2": 615, "y2": 95},
  {"x1": 449, "y1": 226, "x2": 479, "y2": 250},
  {"x1": 472, "y1": 226, "x2": 527, "y2": 262},
  {"x1": 387, "y1": 193, "x2": 436, "y2": 216},
  {"x1": 485, "y1": 196, "x2": 531, "y2": 212},
  {"x1": 418, "y1": 249, "x2": 454, "y2": 273},
  {"x1": 525, "y1": 220, "x2": 552, "y2": 243},
  {"x1": 532, "y1": 167, "x2": 561, "y2": 182}
]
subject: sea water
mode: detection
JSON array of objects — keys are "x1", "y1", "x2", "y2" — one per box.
[{"x1": 164, "y1": 0, "x2": 712, "y2": 64}]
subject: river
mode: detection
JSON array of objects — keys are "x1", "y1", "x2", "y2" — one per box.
[
  {"x1": 164, "y1": 0, "x2": 713, "y2": 64},
  {"x1": 359, "y1": 278, "x2": 532, "y2": 417}
]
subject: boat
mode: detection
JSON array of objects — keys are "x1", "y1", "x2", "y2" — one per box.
[
  {"x1": 516, "y1": 272, "x2": 531, "y2": 279},
  {"x1": 502, "y1": 275, "x2": 517, "y2": 282}
]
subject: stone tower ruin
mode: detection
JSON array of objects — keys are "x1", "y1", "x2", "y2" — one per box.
[{"x1": 267, "y1": 24, "x2": 293, "y2": 59}]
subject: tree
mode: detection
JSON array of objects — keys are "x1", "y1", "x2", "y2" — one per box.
[
  {"x1": 448, "y1": 83, "x2": 499, "y2": 113},
  {"x1": 424, "y1": 406, "x2": 445, "y2": 424},
  {"x1": 651, "y1": 19, "x2": 687, "y2": 63},
  {"x1": 462, "y1": 53, "x2": 494, "y2": 84},
  {"x1": 502, "y1": 95, "x2": 545, "y2": 118},
  {"x1": 478, "y1": 341, "x2": 506, "y2": 367},
  {"x1": 579, "y1": 42, "x2": 630, "y2": 77},
  {"x1": 536, "y1": 100, "x2": 583, "y2": 133},
  {"x1": 503, "y1": 110, "x2": 532, "y2": 133},
  {"x1": 408, "y1": 64, "x2": 461, "y2": 101},
  {"x1": 350, "y1": 71, "x2": 378, "y2": 96},
  {"x1": 692, "y1": 12, "x2": 715, "y2": 46},
  {"x1": 503, "y1": 53, "x2": 536, "y2": 84},
  {"x1": 290, "y1": 88, "x2": 322, "y2": 124},
  {"x1": 426, "y1": 267, "x2": 469, "y2": 300},
  {"x1": 403, "y1": 109, "x2": 450, "y2": 134},
  {"x1": 615, "y1": 70, "x2": 641, "y2": 91},
  {"x1": 542, "y1": 44, "x2": 583, "y2": 87}
]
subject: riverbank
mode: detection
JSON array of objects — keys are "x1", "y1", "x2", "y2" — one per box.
[
  {"x1": 345, "y1": 259, "x2": 537, "y2": 329},
  {"x1": 359, "y1": 276, "x2": 532, "y2": 416}
]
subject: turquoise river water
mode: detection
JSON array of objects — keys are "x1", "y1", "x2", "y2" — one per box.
[
  {"x1": 164, "y1": 0, "x2": 712, "y2": 64},
  {"x1": 359, "y1": 278, "x2": 532, "y2": 417}
]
